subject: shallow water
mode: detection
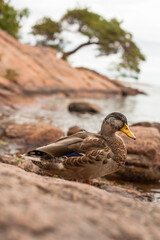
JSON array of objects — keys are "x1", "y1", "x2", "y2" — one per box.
[
  {"x1": 3, "y1": 83, "x2": 160, "y2": 132},
  {"x1": 1, "y1": 82, "x2": 160, "y2": 202},
  {"x1": 138, "y1": 182, "x2": 160, "y2": 203}
]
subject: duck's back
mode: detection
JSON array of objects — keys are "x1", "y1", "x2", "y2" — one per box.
[{"x1": 27, "y1": 130, "x2": 102, "y2": 158}]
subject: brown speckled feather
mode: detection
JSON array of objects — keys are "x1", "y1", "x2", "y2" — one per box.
[{"x1": 63, "y1": 148, "x2": 111, "y2": 168}]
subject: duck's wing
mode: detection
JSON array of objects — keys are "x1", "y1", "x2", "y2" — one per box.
[
  {"x1": 63, "y1": 147, "x2": 111, "y2": 169},
  {"x1": 27, "y1": 136, "x2": 83, "y2": 158},
  {"x1": 27, "y1": 130, "x2": 106, "y2": 158}
]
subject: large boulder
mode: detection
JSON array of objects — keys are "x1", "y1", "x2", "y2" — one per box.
[
  {"x1": 68, "y1": 101, "x2": 101, "y2": 113},
  {"x1": 1, "y1": 122, "x2": 64, "y2": 153},
  {"x1": 0, "y1": 162, "x2": 160, "y2": 240},
  {"x1": 109, "y1": 126, "x2": 160, "y2": 182}
]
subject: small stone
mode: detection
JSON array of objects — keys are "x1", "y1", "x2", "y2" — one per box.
[
  {"x1": 67, "y1": 126, "x2": 83, "y2": 136},
  {"x1": 68, "y1": 102, "x2": 101, "y2": 114}
]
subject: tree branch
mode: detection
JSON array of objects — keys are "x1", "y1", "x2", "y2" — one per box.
[{"x1": 62, "y1": 40, "x2": 99, "y2": 59}]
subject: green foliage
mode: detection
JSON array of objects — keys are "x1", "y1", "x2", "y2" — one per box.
[
  {"x1": 31, "y1": 17, "x2": 61, "y2": 45},
  {"x1": 31, "y1": 8, "x2": 145, "y2": 78},
  {"x1": 0, "y1": 0, "x2": 29, "y2": 39}
]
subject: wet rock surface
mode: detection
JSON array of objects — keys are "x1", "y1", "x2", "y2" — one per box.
[
  {"x1": 0, "y1": 162, "x2": 160, "y2": 240},
  {"x1": 92, "y1": 180, "x2": 153, "y2": 202},
  {"x1": 68, "y1": 102, "x2": 101, "y2": 113}
]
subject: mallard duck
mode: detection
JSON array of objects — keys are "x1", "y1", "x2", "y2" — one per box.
[{"x1": 25, "y1": 112, "x2": 136, "y2": 183}]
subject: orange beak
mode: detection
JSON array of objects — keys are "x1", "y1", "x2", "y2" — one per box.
[{"x1": 120, "y1": 123, "x2": 136, "y2": 140}]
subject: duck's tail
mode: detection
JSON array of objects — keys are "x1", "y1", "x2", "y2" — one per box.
[
  {"x1": 22, "y1": 149, "x2": 51, "y2": 162},
  {"x1": 22, "y1": 150, "x2": 65, "y2": 171},
  {"x1": 22, "y1": 153, "x2": 41, "y2": 162}
]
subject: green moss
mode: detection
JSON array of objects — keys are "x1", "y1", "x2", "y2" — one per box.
[
  {"x1": 4, "y1": 69, "x2": 19, "y2": 83},
  {"x1": 14, "y1": 157, "x2": 21, "y2": 163},
  {"x1": 0, "y1": 140, "x2": 6, "y2": 145}
]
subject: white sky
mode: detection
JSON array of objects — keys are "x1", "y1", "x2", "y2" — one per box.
[{"x1": 11, "y1": 0, "x2": 160, "y2": 84}]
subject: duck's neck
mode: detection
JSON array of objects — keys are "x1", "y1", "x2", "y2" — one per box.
[
  {"x1": 100, "y1": 124, "x2": 127, "y2": 164},
  {"x1": 100, "y1": 124, "x2": 118, "y2": 148},
  {"x1": 100, "y1": 123, "x2": 116, "y2": 138}
]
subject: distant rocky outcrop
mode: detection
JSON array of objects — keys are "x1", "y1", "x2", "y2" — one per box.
[{"x1": 0, "y1": 29, "x2": 143, "y2": 108}]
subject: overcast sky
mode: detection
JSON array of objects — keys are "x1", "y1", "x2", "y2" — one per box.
[{"x1": 11, "y1": 0, "x2": 160, "y2": 84}]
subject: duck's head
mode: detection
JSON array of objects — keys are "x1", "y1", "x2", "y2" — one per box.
[{"x1": 101, "y1": 112, "x2": 136, "y2": 140}]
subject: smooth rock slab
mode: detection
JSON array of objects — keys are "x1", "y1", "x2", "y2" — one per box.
[{"x1": 0, "y1": 162, "x2": 160, "y2": 240}]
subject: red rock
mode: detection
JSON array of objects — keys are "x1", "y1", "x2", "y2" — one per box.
[
  {"x1": 4, "y1": 123, "x2": 64, "y2": 150},
  {"x1": 132, "y1": 122, "x2": 160, "y2": 133}
]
